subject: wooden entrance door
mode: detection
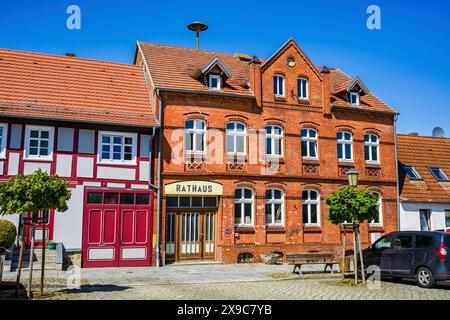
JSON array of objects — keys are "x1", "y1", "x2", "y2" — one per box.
[{"x1": 166, "y1": 211, "x2": 216, "y2": 262}]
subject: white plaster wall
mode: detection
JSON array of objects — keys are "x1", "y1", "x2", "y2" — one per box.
[
  {"x1": 400, "y1": 202, "x2": 450, "y2": 231},
  {"x1": 53, "y1": 185, "x2": 84, "y2": 250}
]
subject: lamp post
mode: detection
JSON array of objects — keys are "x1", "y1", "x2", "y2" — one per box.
[{"x1": 346, "y1": 169, "x2": 366, "y2": 284}]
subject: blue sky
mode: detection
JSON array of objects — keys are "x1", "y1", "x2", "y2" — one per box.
[{"x1": 1, "y1": 0, "x2": 449, "y2": 136}]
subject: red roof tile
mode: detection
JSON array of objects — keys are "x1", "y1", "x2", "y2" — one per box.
[
  {"x1": 0, "y1": 48, "x2": 157, "y2": 127},
  {"x1": 397, "y1": 134, "x2": 450, "y2": 203}
]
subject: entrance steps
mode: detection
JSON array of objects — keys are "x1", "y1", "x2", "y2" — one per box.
[{"x1": 9, "y1": 248, "x2": 57, "y2": 272}]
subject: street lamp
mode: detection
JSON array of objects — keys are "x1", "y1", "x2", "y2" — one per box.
[{"x1": 347, "y1": 169, "x2": 359, "y2": 187}]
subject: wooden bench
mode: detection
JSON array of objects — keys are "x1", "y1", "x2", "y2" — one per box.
[{"x1": 287, "y1": 253, "x2": 338, "y2": 276}]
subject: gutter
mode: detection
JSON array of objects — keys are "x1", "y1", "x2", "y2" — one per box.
[
  {"x1": 155, "y1": 89, "x2": 163, "y2": 267},
  {"x1": 393, "y1": 113, "x2": 401, "y2": 231},
  {"x1": 331, "y1": 104, "x2": 397, "y2": 115},
  {"x1": 158, "y1": 87, "x2": 255, "y2": 100}
]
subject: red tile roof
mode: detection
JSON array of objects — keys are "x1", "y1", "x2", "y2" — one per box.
[
  {"x1": 0, "y1": 48, "x2": 157, "y2": 127},
  {"x1": 138, "y1": 42, "x2": 395, "y2": 113},
  {"x1": 397, "y1": 134, "x2": 450, "y2": 203}
]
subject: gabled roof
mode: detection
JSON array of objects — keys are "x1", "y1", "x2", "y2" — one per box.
[
  {"x1": 137, "y1": 42, "x2": 252, "y2": 97},
  {"x1": 334, "y1": 76, "x2": 369, "y2": 95},
  {"x1": 397, "y1": 134, "x2": 450, "y2": 203},
  {"x1": 200, "y1": 56, "x2": 232, "y2": 78},
  {"x1": 0, "y1": 48, "x2": 157, "y2": 127}
]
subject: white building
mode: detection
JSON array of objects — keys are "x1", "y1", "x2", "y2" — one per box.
[{"x1": 397, "y1": 133, "x2": 450, "y2": 231}]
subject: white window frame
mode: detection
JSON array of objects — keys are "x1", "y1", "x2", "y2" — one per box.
[
  {"x1": 234, "y1": 187, "x2": 254, "y2": 226},
  {"x1": 0, "y1": 123, "x2": 8, "y2": 159},
  {"x1": 302, "y1": 189, "x2": 321, "y2": 226},
  {"x1": 185, "y1": 119, "x2": 206, "y2": 155},
  {"x1": 364, "y1": 134, "x2": 380, "y2": 164},
  {"x1": 337, "y1": 131, "x2": 353, "y2": 162},
  {"x1": 350, "y1": 92, "x2": 360, "y2": 106},
  {"x1": 24, "y1": 125, "x2": 54, "y2": 161},
  {"x1": 298, "y1": 77, "x2": 309, "y2": 100},
  {"x1": 226, "y1": 122, "x2": 246, "y2": 156},
  {"x1": 265, "y1": 188, "x2": 284, "y2": 226},
  {"x1": 274, "y1": 74, "x2": 285, "y2": 98},
  {"x1": 265, "y1": 125, "x2": 284, "y2": 158},
  {"x1": 301, "y1": 128, "x2": 318, "y2": 160},
  {"x1": 208, "y1": 74, "x2": 221, "y2": 91},
  {"x1": 97, "y1": 131, "x2": 137, "y2": 165},
  {"x1": 370, "y1": 192, "x2": 383, "y2": 227}
]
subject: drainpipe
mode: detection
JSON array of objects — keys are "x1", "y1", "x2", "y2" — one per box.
[
  {"x1": 155, "y1": 89, "x2": 163, "y2": 267},
  {"x1": 393, "y1": 113, "x2": 401, "y2": 231}
]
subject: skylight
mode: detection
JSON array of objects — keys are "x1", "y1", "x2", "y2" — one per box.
[
  {"x1": 429, "y1": 167, "x2": 449, "y2": 182},
  {"x1": 402, "y1": 165, "x2": 421, "y2": 180}
]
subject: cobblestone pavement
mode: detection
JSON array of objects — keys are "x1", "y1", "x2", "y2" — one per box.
[{"x1": 36, "y1": 277, "x2": 450, "y2": 300}]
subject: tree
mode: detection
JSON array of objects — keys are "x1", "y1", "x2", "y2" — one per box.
[
  {"x1": 0, "y1": 169, "x2": 71, "y2": 297},
  {"x1": 326, "y1": 185, "x2": 378, "y2": 284}
]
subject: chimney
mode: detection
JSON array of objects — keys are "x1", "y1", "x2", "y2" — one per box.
[
  {"x1": 249, "y1": 57, "x2": 262, "y2": 107},
  {"x1": 65, "y1": 53, "x2": 76, "y2": 57},
  {"x1": 321, "y1": 66, "x2": 331, "y2": 115}
]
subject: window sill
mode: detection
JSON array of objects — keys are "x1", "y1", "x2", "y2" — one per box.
[
  {"x1": 302, "y1": 158, "x2": 319, "y2": 164},
  {"x1": 303, "y1": 225, "x2": 322, "y2": 233},
  {"x1": 235, "y1": 226, "x2": 255, "y2": 234},
  {"x1": 23, "y1": 156, "x2": 53, "y2": 162},
  {"x1": 274, "y1": 96, "x2": 286, "y2": 101},
  {"x1": 265, "y1": 156, "x2": 285, "y2": 164},
  {"x1": 338, "y1": 161, "x2": 354, "y2": 166},
  {"x1": 298, "y1": 98, "x2": 310, "y2": 104},
  {"x1": 369, "y1": 225, "x2": 384, "y2": 232},
  {"x1": 97, "y1": 161, "x2": 137, "y2": 167},
  {"x1": 366, "y1": 162, "x2": 381, "y2": 168},
  {"x1": 266, "y1": 225, "x2": 286, "y2": 233}
]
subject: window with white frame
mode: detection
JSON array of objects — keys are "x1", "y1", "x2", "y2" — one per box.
[
  {"x1": 364, "y1": 134, "x2": 380, "y2": 163},
  {"x1": 226, "y1": 122, "x2": 246, "y2": 155},
  {"x1": 297, "y1": 77, "x2": 308, "y2": 100},
  {"x1": 337, "y1": 131, "x2": 353, "y2": 161},
  {"x1": 265, "y1": 189, "x2": 284, "y2": 225},
  {"x1": 265, "y1": 125, "x2": 283, "y2": 157},
  {"x1": 24, "y1": 125, "x2": 54, "y2": 160},
  {"x1": 208, "y1": 74, "x2": 221, "y2": 91},
  {"x1": 234, "y1": 188, "x2": 254, "y2": 226},
  {"x1": 301, "y1": 128, "x2": 318, "y2": 159},
  {"x1": 185, "y1": 119, "x2": 206, "y2": 154},
  {"x1": 273, "y1": 74, "x2": 285, "y2": 97},
  {"x1": 0, "y1": 123, "x2": 7, "y2": 158},
  {"x1": 350, "y1": 92, "x2": 360, "y2": 106},
  {"x1": 370, "y1": 192, "x2": 383, "y2": 226},
  {"x1": 302, "y1": 190, "x2": 320, "y2": 226},
  {"x1": 98, "y1": 131, "x2": 137, "y2": 164}
]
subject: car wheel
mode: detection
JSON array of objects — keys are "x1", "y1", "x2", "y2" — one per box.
[{"x1": 416, "y1": 267, "x2": 435, "y2": 288}]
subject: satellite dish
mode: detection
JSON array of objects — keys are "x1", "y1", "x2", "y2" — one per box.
[{"x1": 432, "y1": 127, "x2": 445, "y2": 138}]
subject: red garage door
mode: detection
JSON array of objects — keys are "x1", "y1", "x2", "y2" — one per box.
[{"x1": 82, "y1": 189, "x2": 153, "y2": 268}]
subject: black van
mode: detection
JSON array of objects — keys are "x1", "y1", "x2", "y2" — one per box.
[{"x1": 362, "y1": 231, "x2": 450, "y2": 288}]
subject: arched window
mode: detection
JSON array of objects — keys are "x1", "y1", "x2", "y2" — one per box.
[
  {"x1": 337, "y1": 131, "x2": 353, "y2": 161},
  {"x1": 226, "y1": 122, "x2": 246, "y2": 155},
  {"x1": 297, "y1": 77, "x2": 308, "y2": 100},
  {"x1": 265, "y1": 189, "x2": 284, "y2": 225},
  {"x1": 364, "y1": 134, "x2": 379, "y2": 163},
  {"x1": 302, "y1": 190, "x2": 320, "y2": 226},
  {"x1": 301, "y1": 128, "x2": 318, "y2": 159},
  {"x1": 265, "y1": 125, "x2": 283, "y2": 157},
  {"x1": 370, "y1": 192, "x2": 383, "y2": 226},
  {"x1": 234, "y1": 188, "x2": 254, "y2": 226},
  {"x1": 274, "y1": 74, "x2": 285, "y2": 97},
  {"x1": 185, "y1": 119, "x2": 206, "y2": 153}
]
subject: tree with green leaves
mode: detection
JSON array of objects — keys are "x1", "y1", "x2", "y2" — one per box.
[
  {"x1": 326, "y1": 185, "x2": 379, "y2": 284},
  {"x1": 0, "y1": 169, "x2": 71, "y2": 297}
]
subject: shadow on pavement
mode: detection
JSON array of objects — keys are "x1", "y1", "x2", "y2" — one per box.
[
  {"x1": 57, "y1": 284, "x2": 130, "y2": 294},
  {"x1": 0, "y1": 281, "x2": 28, "y2": 300}
]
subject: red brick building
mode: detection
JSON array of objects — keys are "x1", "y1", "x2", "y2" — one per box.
[{"x1": 135, "y1": 39, "x2": 399, "y2": 265}]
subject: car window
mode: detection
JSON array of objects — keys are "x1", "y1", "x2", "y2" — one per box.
[
  {"x1": 444, "y1": 235, "x2": 450, "y2": 249},
  {"x1": 416, "y1": 235, "x2": 434, "y2": 249},
  {"x1": 394, "y1": 235, "x2": 413, "y2": 250},
  {"x1": 373, "y1": 234, "x2": 394, "y2": 251}
]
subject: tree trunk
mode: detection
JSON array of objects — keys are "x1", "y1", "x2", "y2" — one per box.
[
  {"x1": 352, "y1": 225, "x2": 358, "y2": 285},
  {"x1": 341, "y1": 225, "x2": 346, "y2": 280},
  {"x1": 40, "y1": 220, "x2": 46, "y2": 296},
  {"x1": 27, "y1": 222, "x2": 36, "y2": 299},
  {"x1": 15, "y1": 219, "x2": 27, "y2": 298}
]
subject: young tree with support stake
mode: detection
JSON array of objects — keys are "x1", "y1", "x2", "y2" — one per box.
[
  {"x1": 325, "y1": 170, "x2": 379, "y2": 285},
  {"x1": 0, "y1": 169, "x2": 71, "y2": 298}
]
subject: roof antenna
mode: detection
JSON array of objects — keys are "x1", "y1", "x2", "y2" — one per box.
[{"x1": 188, "y1": 21, "x2": 208, "y2": 49}]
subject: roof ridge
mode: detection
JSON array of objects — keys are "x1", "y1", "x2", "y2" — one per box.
[
  {"x1": 397, "y1": 133, "x2": 450, "y2": 140},
  {"x1": 0, "y1": 47, "x2": 137, "y2": 68}
]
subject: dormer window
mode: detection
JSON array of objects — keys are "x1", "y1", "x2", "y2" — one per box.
[
  {"x1": 350, "y1": 92, "x2": 360, "y2": 106},
  {"x1": 208, "y1": 74, "x2": 221, "y2": 91}
]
